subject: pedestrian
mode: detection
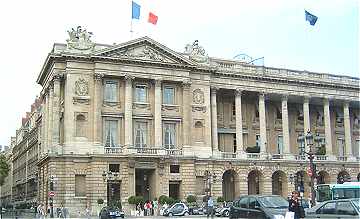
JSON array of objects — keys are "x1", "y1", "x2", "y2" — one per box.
[
  {"x1": 85, "y1": 206, "x2": 91, "y2": 219},
  {"x1": 153, "y1": 198, "x2": 158, "y2": 216},
  {"x1": 288, "y1": 191, "x2": 305, "y2": 219},
  {"x1": 144, "y1": 201, "x2": 148, "y2": 216},
  {"x1": 207, "y1": 195, "x2": 214, "y2": 218}
]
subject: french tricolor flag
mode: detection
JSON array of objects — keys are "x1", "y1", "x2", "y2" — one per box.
[{"x1": 132, "y1": 1, "x2": 158, "y2": 25}]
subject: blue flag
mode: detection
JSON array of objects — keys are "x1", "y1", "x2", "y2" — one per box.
[
  {"x1": 305, "y1": 10, "x2": 318, "y2": 26},
  {"x1": 132, "y1": 1, "x2": 141, "y2": 19}
]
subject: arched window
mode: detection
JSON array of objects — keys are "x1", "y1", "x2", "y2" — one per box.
[{"x1": 76, "y1": 114, "x2": 87, "y2": 137}]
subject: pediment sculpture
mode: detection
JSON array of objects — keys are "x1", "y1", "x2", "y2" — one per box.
[
  {"x1": 66, "y1": 26, "x2": 95, "y2": 52},
  {"x1": 184, "y1": 40, "x2": 209, "y2": 64}
]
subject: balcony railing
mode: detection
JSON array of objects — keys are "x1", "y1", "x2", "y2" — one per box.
[
  {"x1": 105, "y1": 146, "x2": 123, "y2": 154},
  {"x1": 247, "y1": 153, "x2": 260, "y2": 159},
  {"x1": 221, "y1": 152, "x2": 237, "y2": 159},
  {"x1": 166, "y1": 149, "x2": 183, "y2": 156},
  {"x1": 128, "y1": 147, "x2": 160, "y2": 155},
  {"x1": 315, "y1": 155, "x2": 328, "y2": 161},
  {"x1": 295, "y1": 155, "x2": 306, "y2": 160},
  {"x1": 337, "y1": 156, "x2": 347, "y2": 161},
  {"x1": 272, "y1": 154, "x2": 284, "y2": 159}
]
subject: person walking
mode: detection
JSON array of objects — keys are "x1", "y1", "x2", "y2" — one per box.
[
  {"x1": 207, "y1": 196, "x2": 214, "y2": 218},
  {"x1": 288, "y1": 191, "x2": 305, "y2": 219}
]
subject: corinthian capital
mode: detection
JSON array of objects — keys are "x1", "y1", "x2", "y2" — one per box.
[
  {"x1": 53, "y1": 72, "x2": 64, "y2": 82},
  {"x1": 124, "y1": 74, "x2": 135, "y2": 82},
  {"x1": 94, "y1": 72, "x2": 104, "y2": 81},
  {"x1": 182, "y1": 79, "x2": 192, "y2": 90},
  {"x1": 210, "y1": 86, "x2": 219, "y2": 94},
  {"x1": 235, "y1": 88, "x2": 243, "y2": 96}
]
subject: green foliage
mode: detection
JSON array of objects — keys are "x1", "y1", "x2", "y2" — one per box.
[
  {"x1": 128, "y1": 196, "x2": 144, "y2": 205},
  {"x1": 186, "y1": 195, "x2": 196, "y2": 204},
  {"x1": 0, "y1": 154, "x2": 10, "y2": 186},
  {"x1": 158, "y1": 195, "x2": 168, "y2": 205},
  {"x1": 97, "y1": 198, "x2": 104, "y2": 205},
  {"x1": 167, "y1": 197, "x2": 176, "y2": 205},
  {"x1": 246, "y1": 146, "x2": 260, "y2": 153},
  {"x1": 316, "y1": 146, "x2": 326, "y2": 155},
  {"x1": 217, "y1": 196, "x2": 225, "y2": 203}
]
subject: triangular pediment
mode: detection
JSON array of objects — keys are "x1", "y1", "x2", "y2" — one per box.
[{"x1": 92, "y1": 36, "x2": 195, "y2": 66}]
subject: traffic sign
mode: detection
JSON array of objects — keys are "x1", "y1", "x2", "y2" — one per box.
[
  {"x1": 307, "y1": 167, "x2": 313, "y2": 177},
  {"x1": 48, "y1": 191, "x2": 55, "y2": 197}
]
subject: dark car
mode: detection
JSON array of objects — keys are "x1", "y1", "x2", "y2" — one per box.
[
  {"x1": 305, "y1": 198, "x2": 360, "y2": 218},
  {"x1": 99, "y1": 206, "x2": 124, "y2": 219},
  {"x1": 230, "y1": 195, "x2": 288, "y2": 219},
  {"x1": 163, "y1": 203, "x2": 190, "y2": 217}
]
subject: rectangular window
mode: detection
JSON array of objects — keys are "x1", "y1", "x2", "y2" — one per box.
[
  {"x1": 135, "y1": 85, "x2": 147, "y2": 102},
  {"x1": 337, "y1": 138, "x2": 345, "y2": 156},
  {"x1": 75, "y1": 175, "x2": 86, "y2": 197},
  {"x1": 196, "y1": 176, "x2": 205, "y2": 195},
  {"x1": 255, "y1": 134, "x2": 261, "y2": 148},
  {"x1": 109, "y1": 164, "x2": 120, "y2": 172},
  {"x1": 170, "y1": 165, "x2": 180, "y2": 173},
  {"x1": 135, "y1": 121, "x2": 147, "y2": 147},
  {"x1": 104, "y1": 81, "x2": 118, "y2": 102},
  {"x1": 163, "y1": 123, "x2": 176, "y2": 149},
  {"x1": 104, "y1": 120, "x2": 118, "y2": 147},
  {"x1": 163, "y1": 87, "x2": 175, "y2": 104},
  {"x1": 277, "y1": 135, "x2": 283, "y2": 154},
  {"x1": 232, "y1": 101, "x2": 236, "y2": 116}
]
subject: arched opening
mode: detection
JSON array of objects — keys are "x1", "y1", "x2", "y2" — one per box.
[
  {"x1": 295, "y1": 171, "x2": 310, "y2": 198},
  {"x1": 248, "y1": 170, "x2": 263, "y2": 195},
  {"x1": 317, "y1": 171, "x2": 330, "y2": 184},
  {"x1": 222, "y1": 170, "x2": 237, "y2": 201},
  {"x1": 337, "y1": 171, "x2": 351, "y2": 184},
  {"x1": 75, "y1": 114, "x2": 86, "y2": 137},
  {"x1": 272, "y1": 171, "x2": 288, "y2": 198}
]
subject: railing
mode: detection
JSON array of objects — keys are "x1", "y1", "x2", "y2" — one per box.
[
  {"x1": 128, "y1": 147, "x2": 160, "y2": 154},
  {"x1": 337, "y1": 156, "x2": 347, "y2": 161},
  {"x1": 221, "y1": 152, "x2": 237, "y2": 159},
  {"x1": 104, "y1": 146, "x2": 123, "y2": 154},
  {"x1": 247, "y1": 153, "x2": 260, "y2": 159},
  {"x1": 166, "y1": 149, "x2": 183, "y2": 156},
  {"x1": 295, "y1": 155, "x2": 306, "y2": 160},
  {"x1": 315, "y1": 155, "x2": 328, "y2": 161},
  {"x1": 272, "y1": 154, "x2": 284, "y2": 159}
]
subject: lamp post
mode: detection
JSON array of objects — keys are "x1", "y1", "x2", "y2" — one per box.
[
  {"x1": 204, "y1": 170, "x2": 217, "y2": 197},
  {"x1": 305, "y1": 131, "x2": 317, "y2": 207},
  {"x1": 102, "y1": 171, "x2": 120, "y2": 206}
]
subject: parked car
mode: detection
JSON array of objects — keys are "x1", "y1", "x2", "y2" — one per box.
[
  {"x1": 189, "y1": 206, "x2": 204, "y2": 215},
  {"x1": 305, "y1": 198, "x2": 359, "y2": 218},
  {"x1": 99, "y1": 206, "x2": 124, "y2": 219},
  {"x1": 230, "y1": 195, "x2": 288, "y2": 219},
  {"x1": 215, "y1": 202, "x2": 233, "y2": 217},
  {"x1": 163, "y1": 202, "x2": 190, "y2": 217}
]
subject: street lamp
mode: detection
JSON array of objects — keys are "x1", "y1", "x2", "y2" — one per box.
[
  {"x1": 204, "y1": 170, "x2": 217, "y2": 197},
  {"x1": 305, "y1": 131, "x2": 317, "y2": 207}
]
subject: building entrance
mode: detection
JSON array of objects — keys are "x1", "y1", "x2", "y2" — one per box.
[
  {"x1": 169, "y1": 181, "x2": 181, "y2": 200},
  {"x1": 107, "y1": 180, "x2": 121, "y2": 207},
  {"x1": 135, "y1": 169, "x2": 156, "y2": 201}
]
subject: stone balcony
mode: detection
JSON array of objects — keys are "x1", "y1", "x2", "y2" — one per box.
[{"x1": 104, "y1": 145, "x2": 183, "y2": 157}]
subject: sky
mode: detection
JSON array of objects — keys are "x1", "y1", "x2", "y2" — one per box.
[{"x1": 0, "y1": 0, "x2": 358, "y2": 146}]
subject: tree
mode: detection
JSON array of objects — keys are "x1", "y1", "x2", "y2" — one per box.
[{"x1": 0, "y1": 153, "x2": 9, "y2": 186}]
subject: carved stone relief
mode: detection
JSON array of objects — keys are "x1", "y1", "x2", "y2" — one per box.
[
  {"x1": 193, "y1": 89, "x2": 204, "y2": 104},
  {"x1": 75, "y1": 78, "x2": 89, "y2": 96}
]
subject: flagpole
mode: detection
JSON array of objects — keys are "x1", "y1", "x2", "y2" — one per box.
[{"x1": 130, "y1": 0, "x2": 133, "y2": 39}]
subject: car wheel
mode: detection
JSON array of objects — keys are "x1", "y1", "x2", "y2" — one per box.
[
  {"x1": 184, "y1": 211, "x2": 189, "y2": 216},
  {"x1": 223, "y1": 210, "x2": 229, "y2": 217},
  {"x1": 168, "y1": 212, "x2": 173, "y2": 217}
]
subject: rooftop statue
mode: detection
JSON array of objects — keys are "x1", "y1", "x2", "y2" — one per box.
[
  {"x1": 66, "y1": 26, "x2": 95, "y2": 52},
  {"x1": 184, "y1": 40, "x2": 209, "y2": 64}
]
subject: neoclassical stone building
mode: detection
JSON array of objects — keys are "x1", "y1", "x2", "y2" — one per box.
[{"x1": 31, "y1": 29, "x2": 359, "y2": 215}]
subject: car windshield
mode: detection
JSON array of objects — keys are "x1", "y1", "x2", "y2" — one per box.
[
  {"x1": 258, "y1": 196, "x2": 288, "y2": 208},
  {"x1": 352, "y1": 200, "x2": 360, "y2": 211}
]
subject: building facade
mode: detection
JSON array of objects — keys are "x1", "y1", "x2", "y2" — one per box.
[{"x1": 7, "y1": 28, "x2": 360, "y2": 215}]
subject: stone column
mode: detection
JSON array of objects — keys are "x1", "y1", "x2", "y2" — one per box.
[
  {"x1": 211, "y1": 86, "x2": 219, "y2": 153},
  {"x1": 323, "y1": 98, "x2": 333, "y2": 156},
  {"x1": 281, "y1": 95, "x2": 290, "y2": 154},
  {"x1": 47, "y1": 83, "x2": 54, "y2": 152},
  {"x1": 303, "y1": 96, "x2": 311, "y2": 152},
  {"x1": 93, "y1": 73, "x2": 104, "y2": 151},
  {"x1": 259, "y1": 93, "x2": 267, "y2": 153},
  {"x1": 343, "y1": 101, "x2": 353, "y2": 158},
  {"x1": 154, "y1": 79, "x2": 162, "y2": 148},
  {"x1": 52, "y1": 74, "x2": 62, "y2": 154},
  {"x1": 182, "y1": 80, "x2": 191, "y2": 147},
  {"x1": 235, "y1": 88, "x2": 244, "y2": 153},
  {"x1": 124, "y1": 75, "x2": 134, "y2": 148}
]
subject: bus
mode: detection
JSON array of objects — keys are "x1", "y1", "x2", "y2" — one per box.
[{"x1": 316, "y1": 182, "x2": 360, "y2": 203}]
